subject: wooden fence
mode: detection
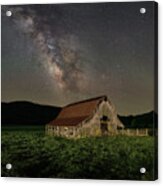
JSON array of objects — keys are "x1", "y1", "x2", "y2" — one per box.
[{"x1": 116, "y1": 128, "x2": 149, "y2": 136}]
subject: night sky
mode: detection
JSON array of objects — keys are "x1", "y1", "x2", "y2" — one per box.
[{"x1": 1, "y1": 2, "x2": 156, "y2": 115}]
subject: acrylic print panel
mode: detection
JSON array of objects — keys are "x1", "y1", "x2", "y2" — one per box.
[{"x1": 1, "y1": 1, "x2": 158, "y2": 180}]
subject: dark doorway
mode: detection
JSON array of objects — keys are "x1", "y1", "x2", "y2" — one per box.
[{"x1": 100, "y1": 115, "x2": 109, "y2": 135}]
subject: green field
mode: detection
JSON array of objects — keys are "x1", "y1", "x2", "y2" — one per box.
[{"x1": 1, "y1": 127, "x2": 158, "y2": 180}]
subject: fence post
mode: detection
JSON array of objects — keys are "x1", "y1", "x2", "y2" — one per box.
[
  {"x1": 127, "y1": 129, "x2": 129, "y2": 136},
  {"x1": 136, "y1": 128, "x2": 139, "y2": 136}
]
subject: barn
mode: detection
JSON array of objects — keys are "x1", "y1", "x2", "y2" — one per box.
[{"x1": 46, "y1": 95, "x2": 124, "y2": 138}]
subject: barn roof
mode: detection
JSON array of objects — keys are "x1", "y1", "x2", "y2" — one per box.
[{"x1": 48, "y1": 95, "x2": 107, "y2": 126}]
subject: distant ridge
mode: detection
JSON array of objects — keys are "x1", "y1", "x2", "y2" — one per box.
[
  {"x1": 118, "y1": 111, "x2": 158, "y2": 129},
  {"x1": 1, "y1": 101, "x2": 158, "y2": 129},
  {"x1": 1, "y1": 101, "x2": 61, "y2": 125}
]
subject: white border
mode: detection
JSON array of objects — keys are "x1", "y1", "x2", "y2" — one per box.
[{"x1": 0, "y1": 0, "x2": 162, "y2": 185}]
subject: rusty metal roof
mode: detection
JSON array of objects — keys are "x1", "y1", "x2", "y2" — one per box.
[
  {"x1": 48, "y1": 116, "x2": 88, "y2": 126},
  {"x1": 48, "y1": 96, "x2": 107, "y2": 126}
]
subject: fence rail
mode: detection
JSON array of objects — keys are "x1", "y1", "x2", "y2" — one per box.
[{"x1": 117, "y1": 128, "x2": 149, "y2": 136}]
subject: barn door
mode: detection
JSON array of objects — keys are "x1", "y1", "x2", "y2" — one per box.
[{"x1": 100, "y1": 115, "x2": 109, "y2": 136}]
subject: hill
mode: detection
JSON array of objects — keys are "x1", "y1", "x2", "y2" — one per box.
[
  {"x1": 1, "y1": 101, "x2": 158, "y2": 129},
  {"x1": 1, "y1": 101, "x2": 61, "y2": 125},
  {"x1": 118, "y1": 111, "x2": 158, "y2": 129}
]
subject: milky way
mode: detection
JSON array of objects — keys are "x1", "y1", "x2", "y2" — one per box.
[
  {"x1": 3, "y1": 5, "x2": 89, "y2": 92},
  {"x1": 1, "y1": 2, "x2": 156, "y2": 115}
]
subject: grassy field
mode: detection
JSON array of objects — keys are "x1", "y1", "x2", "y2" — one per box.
[{"x1": 1, "y1": 126, "x2": 158, "y2": 180}]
